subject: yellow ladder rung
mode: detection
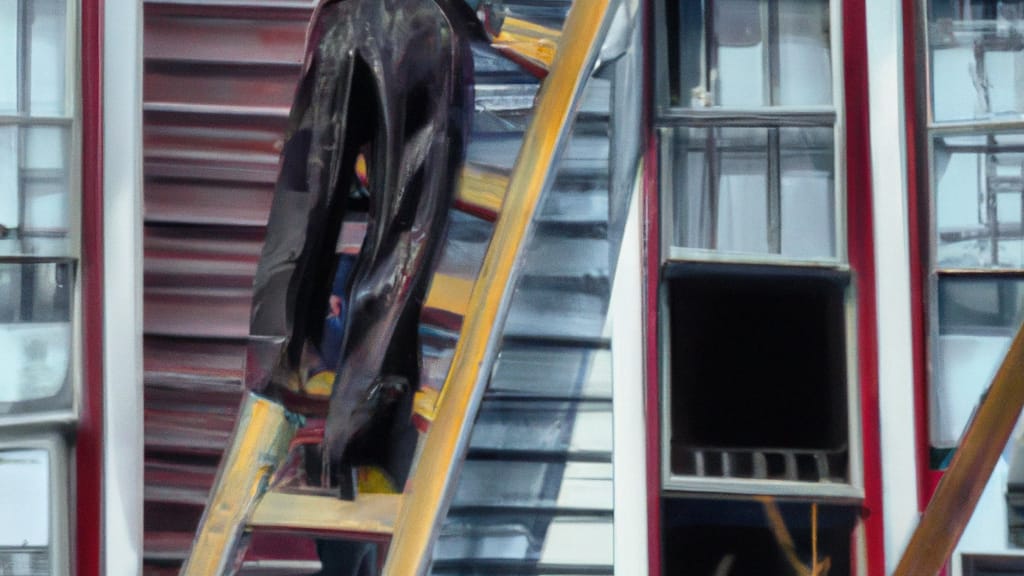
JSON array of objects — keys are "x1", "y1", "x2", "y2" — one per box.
[{"x1": 248, "y1": 491, "x2": 401, "y2": 541}]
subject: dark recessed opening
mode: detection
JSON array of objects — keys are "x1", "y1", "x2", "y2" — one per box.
[
  {"x1": 665, "y1": 262, "x2": 849, "y2": 474},
  {"x1": 662, "y1": 498, "x2": 856, "y2": 576}
]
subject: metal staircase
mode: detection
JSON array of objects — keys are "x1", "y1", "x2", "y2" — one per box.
[
  {"x1": 142, "y1": 0, "x2": 633, "y2": 573},
  {"x1": 432, "y1": 75, "x2": 616, "y2": 575}
]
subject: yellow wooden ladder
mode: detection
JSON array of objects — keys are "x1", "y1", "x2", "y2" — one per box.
[{"x1": 178, "y1": 2, "x2": 614, "y2": 574}]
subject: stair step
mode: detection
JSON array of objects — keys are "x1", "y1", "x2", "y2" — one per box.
[
  {"x1": 503, "y1": 287, "x2": 608, "y2": 343},
  {"x1": 489, "y1": 345, "x2": 611, "y2": 401},
  {"x1": 537, "y1": 184, "x2": 608, "y2": 226},
  {"x1": 468, "y1": 400, "x2": 612, "y2": 458},
  {"x1": 434, "y1": 515, "x2": 612, "y2": 565},
  {"x1": 522, "y1": 235, "x2": 608, "y2": 280},
  {"x1": 452, "y1": 460, "x2": 612, "y2": 513}
]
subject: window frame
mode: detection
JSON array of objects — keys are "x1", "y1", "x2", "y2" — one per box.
[
  {"x1": 654, "y1": 0, "x2": 865, "y2": 500},
  {"x1": 916, "y1": 0, "x2": 1024, "y2": 468},
  {"x1": 0, "y1": 0, "x2": 82, "y2": 428},
  {"x1": 0, "y1": 432, "x2": 70, "y2": 576}
]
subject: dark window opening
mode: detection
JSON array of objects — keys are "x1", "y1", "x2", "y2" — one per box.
[
  {"x1": 662, "y1": 498, "x2": 856, "y2": 576},
  {"x1": 665, "y1": 262, "x2": 849, "y2": 481}
]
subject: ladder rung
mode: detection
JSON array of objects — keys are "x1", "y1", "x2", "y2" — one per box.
[{"x1": 248, "y1": 491, "x2": 401, "y2": 541}]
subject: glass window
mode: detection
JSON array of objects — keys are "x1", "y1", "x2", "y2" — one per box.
[
  {"x1": 929, "y1": 0, "x2": 1024, "y2": 123},
  {"x1": 922, "y1": 0, "x2": 1024, "y2": 564},
  {"x1": 0, "y1": 0, "x2": 75, "y2": 421},
  {"x1": 0, "y1": 0, "x2": 72, "y2": 258},
  {"x1": 657, "y1": 0, "x2": 853, "y2": 498},
  {"x1": 662, "y1": 125, "x2": 836, "y2": 259},
  {"x1": 0, "y1": 449, "x2": 50, "y2": 548},
  {"x1": 664, "y1": 0, "x2": 832, "y2": 109},
  {"x1": 926, "y1": 3, "x2": 1024, "y2": 460}
]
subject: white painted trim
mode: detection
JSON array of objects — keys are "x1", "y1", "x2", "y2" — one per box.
[
  {"x1": 865, "y1": 0, "x2": 920, "y2": 572},
  {"x1": 610, "y1": 170, "x2": 648, "y2": 575},
  {"x1": 102, "y1": 0, "x2": 144, "y2": 572}
]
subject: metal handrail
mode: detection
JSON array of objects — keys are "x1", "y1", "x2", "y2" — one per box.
[
  {"x1": 894, "y1": 325, "x2": 1024, "y2": 575},
  {"x1": 381, "y1": 1, "x2": 614, "y2": 574}
]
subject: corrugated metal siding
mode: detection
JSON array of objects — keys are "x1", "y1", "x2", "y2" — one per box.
[{"x1": 141, "y1": 1, "x2": 311, "y2": 570}]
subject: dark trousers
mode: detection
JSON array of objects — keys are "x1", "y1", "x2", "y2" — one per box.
[{"x1": 248, "y1": 0, "x2": 477, "y2": 484}]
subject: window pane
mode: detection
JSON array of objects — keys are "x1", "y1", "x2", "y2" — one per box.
[
  {"x1": 929, "y1": 0, "x2": 1024, "y2": 123},
  {"x1": 717, "y1": 128, "x2": 769, "y2": 252},
  {"x1": 664, "y1": 126, "x2": 708, "y2": 247},
  {"x1": 777, "y1": 0, "x2": 832, "y2": 106},
  {"x1": 665, "y1": 126, "x2": 835, "y2": 259},
  {"x1": 0, "y1": 261, "x2": 72, "y2": 406},
  {"x1": 780, "y1": 126, "x2": 835, "y2": 258},
  {"x1": 664, "y1": 0, "x2": 831, "y2": 108},
  {"x1": 23, "y1": 179, "x2": 67, "y2": 236},
  {"x1": 0, "y1": 450, "x2": 49, "y2": 547},
  {"x1": 665, "y1": 126, "x2": 770, "y2": 253},
  {"x1": 27, "y1": 0, "x2": 66, "y2": 116},
  {"x1": 0, "y1": 127, "x2": 18, "y2": 235},
  {"x1": 24, "y1": 125, "x2": 66, "y2": 171},
  {"x1": 0, "y1": 0, "x2": 17, "y2": 114},
  {"x1": 934, "y1": 133, "x2": 1024, "y2": 269},
  {"x1": 714, "y1": 0, "x2": 766, "y2": 108},
  {"x1": 933, "y1": 276, "x2": 1024, "y2": 449}
]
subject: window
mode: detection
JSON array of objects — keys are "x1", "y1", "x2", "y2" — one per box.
[
  {"x1": 923, "y1": 0, "x2": 1024, "y2": 467},
  {"x1": 0, "y1": 434, "x2": 69, "y2": 575},
  {"x1": 656, "y1": 0, "x2": 857, "y2": 497},
  {"x1": 0, "y1": 0, "x2": 77, "y2": 420},
  {"x1": 662, "y1": 498, "x2": 857, "y2": 576}
]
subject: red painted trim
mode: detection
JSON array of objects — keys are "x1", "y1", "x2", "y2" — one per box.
[
  {"x1": 643, "y1": 133, "x2": 661, "y2": 576},
  {"x1": 902, "y1": 0, "x2": 946, "y2": 514},
  {"x1": 79, "y1": 0, "x2": 104, "y2": 574},
  {"x1": 641, "y1": 0, "x2": 662, "y2": 573},
  {"x1": 843, "y1": 2, "x2": 886, "y2": 574},
  {"x1": 903, "y1": 5, "x2": 947, "y2": 572}
]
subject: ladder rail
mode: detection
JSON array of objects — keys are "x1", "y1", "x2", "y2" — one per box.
[{"x1": 383, "y1": 2, "x2": 615, "y2": 574}]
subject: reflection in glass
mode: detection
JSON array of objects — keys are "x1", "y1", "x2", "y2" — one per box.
[
  {"x1": 664, "y1": 0, "x2": 831, "y2": 108},
  {"x1": 933, "y1": 276, "x2": 1024, "y2": 448},
  {"x1": 716, "y1": 128, "x2": 769, "y2": 253},
  {"x1": 0, "y1": 449, "x2": 52, "y2": 575},
  {"x1": 0, "y1": 128, "x2": 17, "y2": 235},
  {"x1": 0, "y1": 261, "x2": 72, "y2": 407},
  {"x1": 23, "y1": 180, "x2": 66, "y2": 236},
  {"x1": 28, "y1": 0, "x2": 66, "y2": 116},
  {"x1": 25, "y1": 126, "x2": 65, "y2": 171},
  {"x1": 714, "y1": 0, "x2": 765, "y2": 108},
  {"x1": 781, "y1": 127, "x2": 835, "y2": 257},
  {"x1": 929, "y1": 0, "x2": 1024, "y2": 122},
  {"x1": 0, "y1": 1, "x2": 17, "y2": 114},
  {"x1": 934, "y1": 132, "x2": 1024, "y2": 268},
  {"x1": 664, "y1": 126, "x2": 835, "y2": 259},
  {"x1": 777, "y1": 0, "x2": 832, "y2": 106},
  {"x1": 0, "y1": 449, "x2": 50, "y2": 546}
]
